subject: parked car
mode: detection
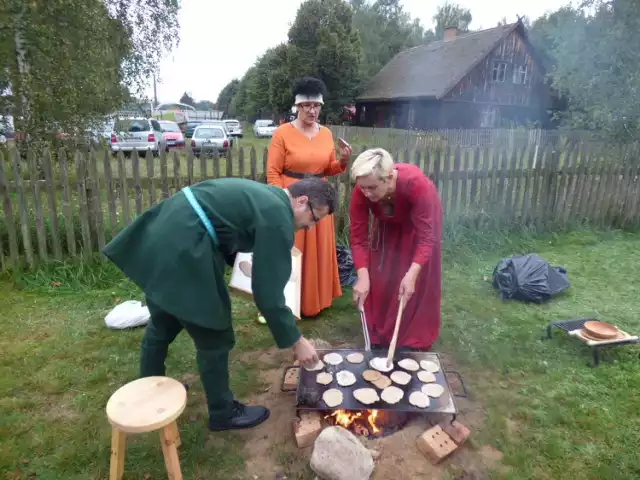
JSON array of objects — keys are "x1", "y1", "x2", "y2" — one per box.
[
  {"x1": 253, "y1": 119, "x2": 276, "y2": 138},
  {"x1": 158, "y1": 120, "x2": 186, "y2": 149},
  {"x1": 190, "y1": 124, "x2": 230, "y2": 157},
  {"x1": 110, "y1": 117, "x2": 167, "y2": 156},
  {"x1": 183, "y1": 120, "x2": 205, "y2": 138},
  {"x1": 204, "y1": 120, "x2": 235, "y2": 147},
  {"x1": 223, "y1": 119, "x2": 243, "y2": 137}
]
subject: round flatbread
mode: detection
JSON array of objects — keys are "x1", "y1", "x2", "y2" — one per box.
[
  {"x1": 421, "y1": 383, "x2": 445, "y2": 398},
  {"x1": 419, "y1": 360, "x2": 440, "y2": 373},
  {"x1": 390, "y1": 370, "x2": 412, "y2": 386},
  {"x1": 336, "y1": 370, "x2": 357, "y2": 387},
  {"x1": 353, "y1": 388, "x2": 380, "y2": 405},
  {"x1": 417, "y1": 371, "x2": 436, "y2": 383},
  {"x1": 369, "y1": 357, "x2": 393, "y2": 372},
  {"x1": 362, "y1": 369, "x2": 382, "y2": 382},
  {"x1": 347, "y1": 352, "x2": 364, "y2": 364},
  {"x1": 316, "y1": 372, "x2": 333, "y2": 385},
  {"x1": 371, "y1": 375, "x2": 392, "y2": 390},
  {"x1": 409, "y1": 391, "x2": 430, "y2": 408},
  {"x1": 323, "y1": 388, "x2": 344, "y2": 408},
  {"x1": 381, "y1": 386, "x2": 404, "y2": 404},
  {"x1": 323, "y1": 353, "x2": 344, "y2": 366},
  {"x1": 304, "y1": 360, "x2": 324, "y2": 372},
  {"x1": 398, "y1": 358, "x2": 420, "y2": 372}
]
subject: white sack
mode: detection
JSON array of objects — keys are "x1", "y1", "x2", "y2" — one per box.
[{"x1": 105, "y1": 300, "x2": 150, "y2": 329}]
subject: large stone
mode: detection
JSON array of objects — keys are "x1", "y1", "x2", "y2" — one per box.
[{"x1": 310, "y1": 426, "x2": 374, "y2": 480}]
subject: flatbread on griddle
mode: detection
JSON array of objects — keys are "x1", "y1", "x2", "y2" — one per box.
[
  {"x1": 371, "y1": 374, "x2": 392, "y2": 389},
  {"x1": 347, "y1": 352, "x2": 364, "y2": 364},
  {"x1": 390, "y1": 370, "x2": 412, "y2": 386},
  {"x1": 417, "y1": 371, "x2": 436, "y2": 383},
  {"x1": 419, "y1": 360, "x2": 440, "y2": 373},
  {"x1": 369, "y1": 357, "x2": 393, "y2": 372},
  {"x1": 380, "y1": 386, "x2": 404, "y2": 404},
  {"x1": 323, "y1": 388, "x2": 344, "y2": 408},
  {"x1": 362, "y1": 369, "x2": 382, "y2": 382},
  {"x1": 409, "y1": 391, "x2": 430, "y2": 408},
  {"x1": 398, "y1": 358, "x2": 420, "y2": 372},
  {"x1": 336, "y1": 370, "x2": 356, "y2": 387},
  {"x1": 316, "y1": 372, "x2": 333, "y2": 385},
  {"x1": 353, "y1": 388, "x2": 380, "y2": 405},
  {"x1": 304, "y1": 360, "x2": 325, "y2": 372},
  {"x1": 421, "y1": 383, "x2": 445, "y2": 398},
  {"x1": 323, "y1": 352, "x2": 344, "y2": 366}
]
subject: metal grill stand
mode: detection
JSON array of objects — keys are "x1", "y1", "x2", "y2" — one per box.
[{"x1": 545, "y1": 318, "x2": 640, "y2": 367}]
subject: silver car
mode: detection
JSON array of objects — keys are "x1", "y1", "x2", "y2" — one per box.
[
  {"x1": 223, "y1": 119, "x2": 243, "y2": 137},
  {"x1": 190, "y1": 125, "x2": 230, "y2": 157},
  {"x1": 110, "y1": 117, "x2": 167, "y2": 156},
  {"x1": 253, "y1": 119, "x2": 276, "y2": 138}
]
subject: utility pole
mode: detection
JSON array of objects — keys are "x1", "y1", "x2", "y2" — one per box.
[{"x1": 153, "y1": 73, "x2": 158, "y2": 107}]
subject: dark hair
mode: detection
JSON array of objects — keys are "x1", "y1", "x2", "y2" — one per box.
[
  {"x1": 292, "y1": 76, "x2": 327, "y2": 99},
  {"x1": 288, "y1": 177, "x2": 337, "y2": 215}
]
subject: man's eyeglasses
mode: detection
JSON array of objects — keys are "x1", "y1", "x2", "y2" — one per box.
[
  {"x1": 299, "y1": 103, "x2": 322, "y2": 112},
  {"x1": 307, "y1": 200, "x2": 319, "y2": 224}
]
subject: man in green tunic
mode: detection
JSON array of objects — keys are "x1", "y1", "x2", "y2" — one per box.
[{"x1": 103, "y1": 176, "x2": 336, "y2": 431}]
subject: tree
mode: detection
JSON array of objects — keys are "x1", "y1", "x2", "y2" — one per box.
[
  {"x1": 287, "y1": 0, "x2": 363, "y2": 122},
  {"x1": 216, "y1": 79, "x2": 240, "y2": 115},
  {"x1": 432, "y1": 2, "x2": 472, "y2": 38},
  {"x1": 538, "y1": 0, "x2": 640, "y2": 139},
  {"x1": 179, "y1": 92, "x2": 196, "y2": 107},
  {"x1": 1, "y1": 0, "x2": 180, "y2": 154},
  {"x1": 352, "y1": 0, "x2": 435, "y2": 83}
]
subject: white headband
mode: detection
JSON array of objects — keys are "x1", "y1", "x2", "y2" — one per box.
[{"x1": 295, "y1": 94, "x2": 324, "y2": 105}]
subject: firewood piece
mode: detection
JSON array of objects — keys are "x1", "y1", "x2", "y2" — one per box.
[
  {"x1": 416, "y1": 425, "x2": 458, "y2": 464},
  {"x1": 293, "y1": 411, "x2": 323, "y2": 448}
]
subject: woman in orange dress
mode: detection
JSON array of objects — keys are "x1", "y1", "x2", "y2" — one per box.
[{"x1": 266, "y1": 77, "x2": 352, "y2": 317}]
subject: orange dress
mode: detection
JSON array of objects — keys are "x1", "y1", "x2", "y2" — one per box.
[{"x1": 266, "y1": 123, "x2": 344, "y2": 317}]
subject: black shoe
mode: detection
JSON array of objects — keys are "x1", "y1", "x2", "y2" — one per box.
[
  {"x1": 183, "y1": 383, "x2": 189, "y2": 392},
  {"x1": 208, "y1": 401, "x2": 270, "y2": 431}
]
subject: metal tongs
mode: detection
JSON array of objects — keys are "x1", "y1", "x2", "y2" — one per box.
[{"x1": 359, "y1": 307, "x2": 371, "y2": 352}]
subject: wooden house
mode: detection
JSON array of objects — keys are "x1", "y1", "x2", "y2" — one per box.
[{"x1": 355, "y1": 20, "x2": 556, "y2": 130}]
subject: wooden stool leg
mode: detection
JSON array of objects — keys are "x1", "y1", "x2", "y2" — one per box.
[
  {"x1": 109, "y1": 427, "x2": 126, "y2": 480},
  {"x1": 160, "y1": 422, "x2": 182, "y2": 480},
  {"x1": 168, "y1": 421, "x2": 181, "y2": 448}
]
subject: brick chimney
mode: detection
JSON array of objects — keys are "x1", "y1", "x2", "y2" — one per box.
[{"x1": 444, "y1": 27, "x2": 457, "y2": 42}]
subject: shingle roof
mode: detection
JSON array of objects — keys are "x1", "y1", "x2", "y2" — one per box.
[{"x1": 356, "y1": 23, "x2": 520, "y2": 102}]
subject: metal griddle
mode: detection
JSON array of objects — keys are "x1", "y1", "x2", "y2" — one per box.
[{"x1": 282, "y1": 349, "x2": 467, "y2": 418}]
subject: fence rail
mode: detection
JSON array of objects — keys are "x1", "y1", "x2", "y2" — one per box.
[{"x1": 1, "y1": 140, "x2": 640, "y2": 271}]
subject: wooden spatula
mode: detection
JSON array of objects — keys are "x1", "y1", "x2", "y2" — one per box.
[{"x1": 386, "y1": 296, "x2": 406, "y2": 368}]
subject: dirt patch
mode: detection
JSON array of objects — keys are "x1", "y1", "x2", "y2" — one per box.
[{"x1": 233, "y1": 345, "x2": 506, "y2": 480}]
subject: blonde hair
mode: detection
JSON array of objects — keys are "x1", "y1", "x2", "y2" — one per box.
[{"x1": 350, "y1": 148, "x2": 394, "y2": 181}]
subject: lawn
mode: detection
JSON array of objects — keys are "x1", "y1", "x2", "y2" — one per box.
[{"x1": 1, "y1": 228, "x2": 640, "y2": 479}]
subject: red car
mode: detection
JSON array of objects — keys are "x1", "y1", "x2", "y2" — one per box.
[{"x1": 158, "y1": 120, "x2": 186, "y2": 149}]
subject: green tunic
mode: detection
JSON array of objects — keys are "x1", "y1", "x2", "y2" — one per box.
[{"x1": 103, "y1": 177, "x2": 301, "y2": 349}]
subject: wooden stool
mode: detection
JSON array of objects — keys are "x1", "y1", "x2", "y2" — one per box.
[{"x1": 106, "y1": 376, "x2": 187, "y2": 480}]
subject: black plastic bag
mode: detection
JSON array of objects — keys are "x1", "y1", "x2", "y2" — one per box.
[
  {"x1": 492, "y1": 254, "x2": 570, "y2": 304},
  {"x1": 336, "y1": 244, "x2": 358, "y2": 287}
]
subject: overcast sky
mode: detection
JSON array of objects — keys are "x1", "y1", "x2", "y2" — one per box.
[{"x1": 147, "y1": 0, "x2": 574, "y2": 105}]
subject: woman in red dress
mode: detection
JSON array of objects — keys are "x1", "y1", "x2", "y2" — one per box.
[{"x1": 349, "y1": 148, "x2": 442, "y2": 351}]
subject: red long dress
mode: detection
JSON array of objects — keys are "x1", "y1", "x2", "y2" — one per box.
[{"x1": 349, "y1": 164, "x2": 443, "y2": 350}]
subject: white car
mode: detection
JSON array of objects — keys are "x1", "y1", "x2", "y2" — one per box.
[
  {"x1": 253, "y1": 119, "x2": 276, "y2": 138},
  {"x1": 224, "y1": 119, "x2": 243, "y2": 137},
  {"x1": 110, "y1": 117, "x2": 167, "y2": 156}
]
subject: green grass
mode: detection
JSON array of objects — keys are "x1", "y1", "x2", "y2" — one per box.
[{"x1": 2, "y1": 228, "x2": 640, "y2": 478}]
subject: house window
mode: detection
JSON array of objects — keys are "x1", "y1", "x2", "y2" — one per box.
[
  {"x1": 480, "y1": 106, "x2": 496, "y2": 128},
  {"x1": 408, "y1": 105, "x2": 416, "y2": 128},
  {"x1": 492, "y1": 61, "x2": 507, "y2": 83},
  {"x1": 513, "y1": 65, "x2": 528, "y2": 84},
  {"x1": 360, "y1": 106, "x2": 366, "y2": 123}
]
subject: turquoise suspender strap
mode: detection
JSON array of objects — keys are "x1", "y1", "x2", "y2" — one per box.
[{"x1": 182, "y1": 186, "x2": 220, "y2": 247}]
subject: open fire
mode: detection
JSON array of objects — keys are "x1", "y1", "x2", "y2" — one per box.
[{"x1": 324, "y1": 409, "x2": 413, "y2": 439}]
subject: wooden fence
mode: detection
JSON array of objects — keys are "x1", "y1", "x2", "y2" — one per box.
[{"x1": 1, "y1": 141, "x2": 640, "y2": 271}]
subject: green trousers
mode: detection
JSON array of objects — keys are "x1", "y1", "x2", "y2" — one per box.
[{"x1": 140, "y1": 298, "x2": 236, "y2": 422}]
